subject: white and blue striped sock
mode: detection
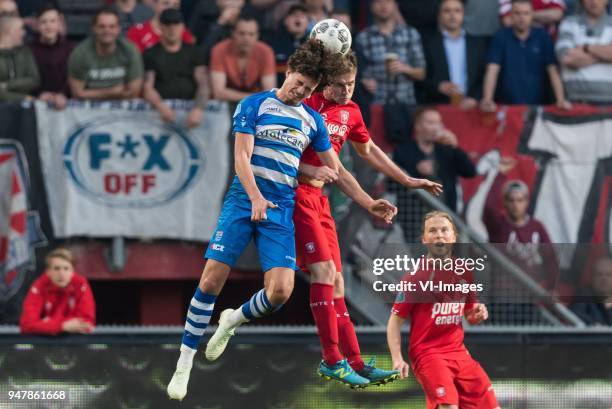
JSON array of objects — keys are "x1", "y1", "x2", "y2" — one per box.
[
  {"x1": 240, "y1": 288, "x2": 281, "y2": 320},
  {"x1": 181, "y1": 288, "x2": 216, "y2": 350}
]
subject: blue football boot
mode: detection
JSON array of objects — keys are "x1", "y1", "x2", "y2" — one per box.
[
  {"x1": 317, "y1": 359, "x2": 370, "y2": 389},
  {"x1": 356, "y1": 357, "x2": 400, "y2": 386}
]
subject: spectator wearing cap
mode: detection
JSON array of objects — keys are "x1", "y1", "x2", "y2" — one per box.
[
  {"x1": 420, "y1": 0, "x2": 488, "y2": 108},
  {"x1": 143, "y1": 8, "x2": 209, "y2": 127},
  {"x1": 209, "y1": 13, "x2": 276, "y2": 103},
  {"x1": 499, "y1": 0, "x2": 566, "y2": 39},
  {"x1": 0, "y1": 14, "x2": 39, "y2": 102},
  {"x1": 28, "y1": 4, "x2": 74, "y2": 109},
  {"x1": 127, "y1": 0, "x2": 195, "y2": 53},
  {"x1": 355, "y1": 0, "x2": 426, "y2": 106},
  {"x1": 480, "y1": 0, "x2": 570, "y2": 109},
  {"x1": 483, "y1": 156, "x2": 558, "y2": 290},
  {"x1": 264, "y1": 4, "x2": 309, "y2": 86},
  {"x1": 20, "y1": 248, "x2": 96, "y2": 336},
  {"x1": 114, "y1": 0, "x2": 155, "y2": 34},
  {"x1": 570, "y1": 257, "x2": 612, "y2": 326},
  {"x1": 68, "y1": 7, "x2": 143, "y2": 100},
  {"x1": 556, "y1": 0, "x2": 612, "y2": 104}
]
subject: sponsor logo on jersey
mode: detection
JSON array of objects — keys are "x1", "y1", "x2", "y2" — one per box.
[
  {"x1": 436, "y1": 387, "x2": 446, "y2": 397},
  {"x1": 258, "y1": 128, "x2": 306, "y2": 150},
  {"x1": 431, "y1": 302, "x2": 465, "y2": 325},
  {"x1": 214, "y1": 231, "x2": 223, "y2": 242},
  {"x1": 326, "y1": 122, "x2": 348, "y2": 141},
  {"x1": 305, "y1": 242, "x2": 316, "y2": 253}
]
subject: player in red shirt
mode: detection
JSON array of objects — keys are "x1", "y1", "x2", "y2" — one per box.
[
  {"x1": 127, "y1": 0, "x2": 195, "y2": 52},
  {"x1": 297, "y1": 51, "x2": 443, "y2": 387},
  {"x1": 387, "y1": 211, "x2": 500, "y2": 409},
  {"x1": 20, "y1": 248, "x2": 95, "y2": 335}
]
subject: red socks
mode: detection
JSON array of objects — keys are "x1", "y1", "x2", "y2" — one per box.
[
  {"x1": 334, "y1": 297, "x2": 364, "y2": 371},
  {"x1": 310, "y1": 283, "x2": 343, "y2": 365}
]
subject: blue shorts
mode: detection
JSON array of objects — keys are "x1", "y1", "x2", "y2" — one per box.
[{"x1": 205, "y1": 186, "x2": 297, "y2": 272}]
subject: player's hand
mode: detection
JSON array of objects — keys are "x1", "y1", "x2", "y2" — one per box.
[
  {"x1": 410, "y1": 178, "x2": 443, "y2": 196},
  {"x1": 251, "y1": 196, "x2": 278, "y2": 222},
  {"x1": 312, "y1": 166, "x2": 339, "y2": 184},
  {"x1": 186, "y1": 107, "x2": 204, "y2": 129},
  {"x1": 465, "y1": 303, "x2": 488, "y2": 325},
  {"x1": 62, "y1": 318, "x2": 94, "y2": 334},
  {"x1": 368, "y1": 199, "x2": 397, "y2": 224},
  {"x1": 392, "y1": 359, "x2": 410, "y2": 379}
]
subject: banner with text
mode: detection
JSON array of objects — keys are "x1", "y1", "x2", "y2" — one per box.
[{"x1": 35, "y1": 100, "x2": 230, "y2": 241}]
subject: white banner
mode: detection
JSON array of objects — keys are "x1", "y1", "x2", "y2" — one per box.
[{"x1": 36, "y1": 100, "x2": 230, "y2": 241}]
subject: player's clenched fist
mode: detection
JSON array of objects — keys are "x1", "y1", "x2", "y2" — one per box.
[
  {"x1": 250, "y1": 196, "x2": 278, "y2": 222},
  {"x1": 368, "y1": 199, "x2": 397, "y2": 224},
  {"x1": 465, "y1": 303, "x2": 489, "y2": 325}
]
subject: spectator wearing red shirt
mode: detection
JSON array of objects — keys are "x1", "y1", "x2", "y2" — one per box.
[
  {"x1": 500, "y1": 0, "x2": 566, "y2": 38},
  {"x1": 127, "y1": 0, "x2": 195, "y2": 53},
  {"x1": 387, "y1": 211, "x2": 499, "y2": 409},
  {"x1": 20, "y1": 248, "x2": 95, "y2": 335},
  {"x1": 209, "y1": 13, "x2": 276, "y2": 102}
]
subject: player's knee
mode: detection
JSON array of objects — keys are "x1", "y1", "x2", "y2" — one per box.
[
  {"x1": 268, "y1": 283, "x2": 293, "y2": 305},
  {"x1": 310, "y1": 261, "x2": 336, "y2": 284},
  {"x1": 199, "y1": 262, "x2": 228, "y2": 293},
  {"x1": 333, "y1": 271, "x2": 344, "y2": 292}
]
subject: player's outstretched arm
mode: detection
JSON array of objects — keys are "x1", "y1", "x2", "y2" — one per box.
[
  {"x1": 316, "y1": 148, "x2": 396, "y2": 222},
  {"x1": 351, "y1": 140, "x2": 443, "y2": 196},
  {"x1": 387, "y1": 313, "x2": 409, "y2": 379},
  {"x1": 235, "y1": 132, "x2": 277, "y2": 221}
]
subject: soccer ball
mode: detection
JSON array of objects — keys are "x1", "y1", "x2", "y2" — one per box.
[{"x1": 309, "y1": 19, "x2": 352, "y2": 56}]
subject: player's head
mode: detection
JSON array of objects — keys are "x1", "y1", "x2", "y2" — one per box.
[
  {"x1": 591, "y1": 257, "x2": 612, "y2": 296},
  {"x1": 323, "y1": 50, "x2": 357, "y2": 105},
  {"x1": 279, "y1": 39, "x2": 335, "y2": 105},
  {"x1": 45, "y1": 248, "x2": 75, "y2": 288},
  {"x1": 413, "y1": 106, "x2": 443, "y2": 142},
  {"x1": 421, "y1": 211, "x2": 457, "y2": 258},
  {"x1": 503, "y1": 179, "x2": 529, "y2": 222}
]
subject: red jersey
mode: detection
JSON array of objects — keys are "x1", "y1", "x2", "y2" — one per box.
[
  {"x1": 301, "y1": 93, "x2": 370, "y2": 167},
  {"x1": 127, "y1": 21, "x2": 195, "y2": 53},
  {"x1": 19, "y1": 272, "x2": 96, "y2": 335},
  {"x1": 392, "y1": 269, "x2": 478, "y2": 369}
]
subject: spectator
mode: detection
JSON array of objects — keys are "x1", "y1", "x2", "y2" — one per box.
[
  {"x1": 114, "y1": 0, "x2": 155, "y2": 34},
  {"x1": 28, "y1": 4, "x2": 73, "y2": 110},
  {"x1": 483, "y1": 157, "x2": 558, "y2": 290},
  {"x1": 189, "y1": 0, "x2": 241, "y2": 45},
  {"x1": 209, "y1": 13, "x2": 276, "y2": 102},
  {"x1": 197, "y1": 0, "x2": 248, "y2": 60},
  {"x1": 480, "y1": 0, "x2": 570, "y2": 109},
  {"x1": 355, "y1": 0, "x2": 426, "y2": 106},
  {"x1": 570, "y1": 257, "x2": 612, "y2": 325},
  {"x1": 143, "y1": 8, "x2": 209, "y2": 127},
  {"x1": 249, "y1": 0, "x2": 296, "y2": 32},
  {"x1": 127, "y1": 0, "x2": 195, "y2": 53},
  {"x1": 0, "y1": 0, "x2": 18, "y2": 16},
  {"x1": 264, "y1": 4, "x2": 309, "y2": 86},
  {"x1": 556, "y1": 0, "x2": 612, "y2": 104},
  {"x1": 19, "y1": 248, "x2": 95, "y2": 335},
  {"x1": 464, "y1": 0, "x2": 500, "y2": 37},
  {"x1": 0, "y1": 15, "x2": 39, "y2": 102},
  {"x1": 68, "y1": 7, "x2": 143, "y2": 101},
  {"x1": 500, "y1": 0, "x2": 566, "y2": 38},
  {"x1": 393, "y1": 106, "x2": 476, "y2": 242},
  {"x1": 331, "y1": 8, "x2": 352, "y2": 30},
  {"x1": 421, "y1": 0, "x2": 488, "y2": 108},
  {"x1": 304, "y1": 0, "x2": 332, "y2": 28}
]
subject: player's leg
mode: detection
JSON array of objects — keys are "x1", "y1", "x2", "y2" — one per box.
[
  {"x1": 168, "y1": 191, "x2": 253, "y2": 400},
  {"x1": 455, "y1": 358, "x2": 501, "y2": 409},
  {"x1": 412, "y1": 357, "x2": 460, "y2": 409},
  {"x1": 205, "y1": 199, "x2": 298, "y2": 360}
]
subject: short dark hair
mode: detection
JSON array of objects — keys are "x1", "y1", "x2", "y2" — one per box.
[
  {"x1": 511, "y1": 0, "x2": 533, "y2": 6},
  {"x1": 36, "y1": 3, "x2": 61, "y2": 18},
  {"x1": 232, "y1": 10, "x2": 259, "y2": 31},
  {"x1": 92, "y1": 6, "x2": 119, "y2": 25},
  {"x1": 438, "y1": 0, "x2": 465, "y2": 14},
  {"x1": 287, "y1": 39, "x2": 337, "y2": 85},
  {"x1": 413, "y1": 105, "x2": 439, "y2": 124}
]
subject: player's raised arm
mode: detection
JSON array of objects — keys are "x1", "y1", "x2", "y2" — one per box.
[
  {"x1": 234, "y1": 132, "x2": 278, "y2": 222},
  {"x1": 316, "y1": 148, "x2": 397, "y2": 224},
  {"x1": 387, "y1": 313, "x2": 409, "y2": 379},
  {"x1": 351, "y1": 139, "x2": 442, "y2": 196}
]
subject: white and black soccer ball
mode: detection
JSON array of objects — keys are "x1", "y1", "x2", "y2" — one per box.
[{"x1": 309, "y1": 18, "x2": 352, "y2": 56}]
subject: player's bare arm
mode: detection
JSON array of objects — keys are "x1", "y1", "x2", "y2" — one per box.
[
  {"x1": 386, "y1": 313, "x2": 410, "y2": 379},
  {"x1": 234, "y1": 131, "x2": 277, "y2": 222},
  {"x1": 351, "y1": 140, "x2": 443, "y2": 196},
  {"x1": 298, "y1": 162, "x2": 339, "y2": 184},
  {"x1": 316, "y1": 148, "x2": 397, "y2": 223}
]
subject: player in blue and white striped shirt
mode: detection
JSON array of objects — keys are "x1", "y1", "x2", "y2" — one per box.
[{"x1": 167, "y1": 40, "x2": 397, "y2": 400}]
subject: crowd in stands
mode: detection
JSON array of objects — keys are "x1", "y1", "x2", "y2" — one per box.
[{"x1": 2, "y1": 0, "x2": 611, "y2": 327}]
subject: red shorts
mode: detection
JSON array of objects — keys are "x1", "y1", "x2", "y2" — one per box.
[
  {"x1": 294, "y1": 184, "x2": 342, "y2": 272},
  {"x1": 413, "y1": 356, "x2": 500, "y2": 409}
]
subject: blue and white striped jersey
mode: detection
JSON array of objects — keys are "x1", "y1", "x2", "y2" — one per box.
[{"x1": 231, "y1": 89, "x2": 331, "y2": 200}]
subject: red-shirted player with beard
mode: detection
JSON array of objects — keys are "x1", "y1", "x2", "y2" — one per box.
[
  {"x1": 387, "y1": 211, "x2": 500, "y2": 409},
  {"x1": 296, "y1": 51, "x2": 443, "y2": 387}
]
